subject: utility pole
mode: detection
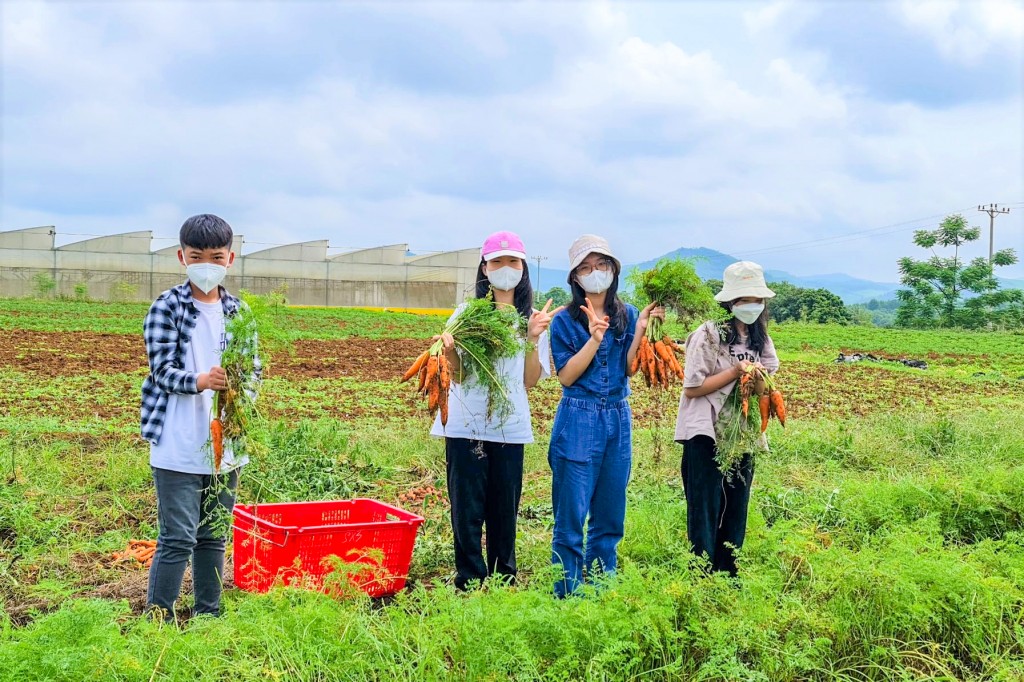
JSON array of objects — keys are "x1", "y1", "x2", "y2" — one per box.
[
  {"x1": 977, "y1": 203, "x2": 1010, "y2": 268},
  {"x1": 532, "y1": 255, "x2": 547, "y2": 300}
]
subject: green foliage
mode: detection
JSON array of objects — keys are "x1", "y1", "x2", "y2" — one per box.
[
  {"x1": 72, "y1": 283, "x2": 89, "y2": 301},
  {"x1": 246, "y1": 421, "x2": 387, "y2": 502},
  {"x1": 626, "y1": 257, "x2": 718, "y2": 331},
  {"x1": 847, "y1": 299, "x2": 899, "y2": 327},
  {"x1": 109, "y1": 280, "x2": 139, "y2": 303},
  {"x1": 437, "y1": 294, "x2": 527, "y2": 421},
  {"x1": 5, "y1": 304, "x2": 1024, "y2": 680},
  {"x1": 536, "y1": 286, "x2": 571, "y2": 308},
  {"x1": 31, "y1": 272, "x2": 56, "y2": 299},
  {"x1": 896, "y1": 213, "x2": 1023, "y2": 329},
  {"x1": 769, "y1": 281, "x2": 852, "y2": 325}
]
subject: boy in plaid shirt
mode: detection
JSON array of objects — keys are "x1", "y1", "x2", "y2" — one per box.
[{"x1": 141, "y1": 214, "x2": 259, "y2": 621}]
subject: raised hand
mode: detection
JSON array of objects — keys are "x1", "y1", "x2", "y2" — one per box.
[
  {"x1": 528, "y1": 298, "x2": 565, "y2": 342},
  {"x1": 637, "y1": 301, "x2": 665, "y2": 333},
  {"x1": 431, "y1": 332, "x2": 457, "y2": 362},
  {"x1": 581, "y1": 297, "x2": 610, "y2": 343}
]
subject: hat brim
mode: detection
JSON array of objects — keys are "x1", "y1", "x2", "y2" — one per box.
[
  {"x1": 714, "y1": 286, "x2": 776, "y2": 302},
  {"x1": 569, "y1": 248, "x2": 621, "y2": 273},
  {"x1": 482, "y1": 249, "x2": 527, "y2": 261}
]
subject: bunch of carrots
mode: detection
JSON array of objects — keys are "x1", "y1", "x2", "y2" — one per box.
[
  {"x1": 111, "y1": 539, "x2": 157, "y2": 568},
  {"x1": 401, "y1": 293, "x2": 525, "y2": 427},
  {"x1": 632, "y1": 331, "x2": 684, "y2": 389},
  {"x1": 401, "y1": 350, "x2": 452, "y2": 426},
  {"x1": 715, "y1": 365, "x2": 788, "y2": 477},
  {"x1": 739, "y1": 365, "x2": 787, "y2": 433}
]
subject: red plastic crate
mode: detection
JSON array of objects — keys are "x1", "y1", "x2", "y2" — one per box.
[{"x1": 232, "y1": 499, "x2": 424, "y2": 598}]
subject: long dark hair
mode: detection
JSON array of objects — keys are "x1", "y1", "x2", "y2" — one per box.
[
  {"x1": 475, "y1": 259, "x2": 534, "y2": 320},
  {"x1": 719, "y1": 300, "x2": 770, "y2": 354},
  {"x1": 567, "y1": 260, "x2": 628, "y2": 334}
]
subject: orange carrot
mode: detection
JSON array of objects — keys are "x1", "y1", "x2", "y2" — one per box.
[
  {"x1": 417, "y1": 361, "x2": 429, "y2": 394},
  {"x1": 401, "y1": 350, "x2": 430, "y2": 382},
  {"x1": 759, "y1": 394, "x2": 771, "y2": 433},
  {"x1": 423, "y1": 356, "x2": 438, "y2": 397},
  {"x1": 770, "y1": 389, "x2": 786, "y2": 427},
  {"x1": 630, "y1": 338, "x2": 646, "y2": 374},
  {"x1": 438, "y1": 356, "x2": 451, "y2": 426},
  {"x1": 426, "y1": 356, "x2": 440, "y2": 415},
  {"x1": 211, "y1": 417, "x2": 224, "y2": 470}
]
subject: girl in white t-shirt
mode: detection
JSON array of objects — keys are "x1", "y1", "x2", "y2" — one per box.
[{"x1": 430, "y1": 231, "x2": 561, "y2": 590}]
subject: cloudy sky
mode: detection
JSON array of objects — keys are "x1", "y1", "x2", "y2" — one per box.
[{"x1": 3, "y1": 0, "x2": 1022, "y2": 282}]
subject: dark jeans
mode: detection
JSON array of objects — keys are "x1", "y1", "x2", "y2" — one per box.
[
  {"x1": 147, "y1": 467, "x2": 239, "y2": 618},
  {"x1": 445, "y1": 438, "x2": 524, "y2": 590},
  {"x1": 681, "y1": 436, "x2": 753, "y2": 576}
]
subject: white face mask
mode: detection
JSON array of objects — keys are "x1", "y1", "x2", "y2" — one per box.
[
  {"x1": 186, "y1": 263, "x2": 227, "y2": 294},
  {"x1": 578, "y1": 269, "x2": 614, "y2": 294},
  {"x1": 732, "y1": 303, "x2": 764, "y2": 324},
  {"x1": 486, "y1": 266, "x2": 523, "y2": 292}
]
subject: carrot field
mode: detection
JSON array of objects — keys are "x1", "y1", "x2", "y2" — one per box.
[{"x1": 1, "y1": 297, "x2": 1023, "y2": 681}]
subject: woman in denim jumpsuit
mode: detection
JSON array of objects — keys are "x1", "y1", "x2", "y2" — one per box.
[{"x1": 547, "y1": 235, "x2": 662, "y2": 597}]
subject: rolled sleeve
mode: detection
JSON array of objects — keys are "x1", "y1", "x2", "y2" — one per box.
[
  {"x1": 761, "y1": 334, "x2": 780, "y2": 374},
  {"x1": 550, "y1": 313, "x2": 578, "y2": 373},
  {"x1": 683, "y1": 322, "x2": 719, "y2": 389}
]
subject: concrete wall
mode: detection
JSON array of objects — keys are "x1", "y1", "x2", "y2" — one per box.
[{"x1": 0, "y1": 227, "x2": 476, "y2": 309}]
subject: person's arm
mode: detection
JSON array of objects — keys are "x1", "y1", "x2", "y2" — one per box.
[
  {"x1": 626, "y1": 302, "x2": 664, "y2": 375},
  {"x1": 524, "y1": 300, "x2": 562, "y2": 389},
  {"x1": 555, "y1": 300, "x2": 608, "y2": 387},
  {"x1": 760, "y1": 334, "x2": 780, "y2": 375},
  {"x1": 683, "y1": 361, "x2": 752, "y2": 398},
  {"x1": 434, "y1": 306, "x2": 465, "y2": 383},
  {"x1": 679, "y1": 322, "x2": 746, "y2": 399},
  {"x1": 144, "y1": 296, "x2": 209, "y2": 394}
]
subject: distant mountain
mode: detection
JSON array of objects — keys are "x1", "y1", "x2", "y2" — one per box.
[
  {"x1": 530, "y1": 246, "x2": 1024, "y2": 305},
  {"x1": 531, "y1": 247, "x2": 901, "y2": 304}
]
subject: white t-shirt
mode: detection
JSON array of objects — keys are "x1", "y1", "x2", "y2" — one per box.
[
  {"x1": 429, "y1": 306, "x2": 551, "y2": 444},
  {"x1": 150, "y1": 299, "x2": 247, "y2": 474}
]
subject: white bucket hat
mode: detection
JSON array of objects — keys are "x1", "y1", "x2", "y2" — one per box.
[
  {"x1": 568, "y1": 234, "x2": 621, "y2": 273},
  {"x1": 715, "y1": 261, "x2": 776, "y2": 302}
]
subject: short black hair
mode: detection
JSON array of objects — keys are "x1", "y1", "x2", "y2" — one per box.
[{"x1": 179, "y1": 214, "x2": 233, "y2": 251}]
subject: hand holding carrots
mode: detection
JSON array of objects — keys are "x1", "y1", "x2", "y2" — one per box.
[
  {"x1": 198, "y1": 366, "x2": 228, "y2": 391},
  {"x1": 528, "y1": 299, "x2": 564, "y2": 342},
  {"x1": 636, "y1": 301, "x2": 665, "y2": 334},
  {"x1": 431, "y1": 332, "x2": 457, "y2": 364},
  {"x1": 581, "y1": 298, "x2": 610, "y2": 343}
]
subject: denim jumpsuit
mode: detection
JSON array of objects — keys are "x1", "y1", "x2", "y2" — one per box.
[{"x1": 548, "y1": 304, "x2": 638, "y2": 597}]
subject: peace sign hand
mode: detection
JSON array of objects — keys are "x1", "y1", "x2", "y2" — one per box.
[
  {"x1": 528, "y1": 298, "x2": 565, "y2": 342},
  {"x1": 581, "y1": 297, "x2": 610, "y2": 343}
]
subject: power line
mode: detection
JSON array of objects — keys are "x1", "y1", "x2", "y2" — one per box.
[{"x1": 733, "y1": 206, "x2": 979, "y2": 259}]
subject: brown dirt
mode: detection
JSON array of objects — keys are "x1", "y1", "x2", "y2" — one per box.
[
  {"x1": 0, "y1": 330, "x2": 425, "y2": 384},
  {"x1": 272, "y1": 338, "x2": 424, "y2": 381},
  {"x1": 0, "y1": 330, "x2": 146, "y2": 376}
]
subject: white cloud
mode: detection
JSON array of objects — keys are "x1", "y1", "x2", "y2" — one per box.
[
  {"x1": 898, "y1": 0, "x2": 1024, "y2": 64},
  {"x1": 2, "y1": 0, "x2": 1022, "y2": 284}
]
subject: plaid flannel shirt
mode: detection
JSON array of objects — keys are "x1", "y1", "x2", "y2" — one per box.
[{"x1": 140, "y1": 281, "x2": 262, "y2": 445}]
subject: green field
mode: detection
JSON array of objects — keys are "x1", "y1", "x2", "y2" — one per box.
[{"x1": 1, "y1": 299, "x2": 1023, "y2": 680}]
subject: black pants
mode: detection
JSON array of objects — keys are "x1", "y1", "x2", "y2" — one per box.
[
  {"x1": 445, "y1": 438, "x2": 524, "y2": 590},
  {"x1": 680, "y1": 436, "x2": 753, "y2": 576}
]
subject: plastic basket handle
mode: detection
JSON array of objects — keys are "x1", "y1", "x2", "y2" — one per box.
[{"x1": 232, "y1": 524, "x2": 291, "y2": 548}]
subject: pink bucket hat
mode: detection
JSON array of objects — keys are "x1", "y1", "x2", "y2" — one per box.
[{"x1": 481, "y1": 231, "x2": 527, "y2": 261}]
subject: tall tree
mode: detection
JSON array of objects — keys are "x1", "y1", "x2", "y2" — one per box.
[{"x1": 895, "y1": 214, "x2": 1022, "y2": 329}]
